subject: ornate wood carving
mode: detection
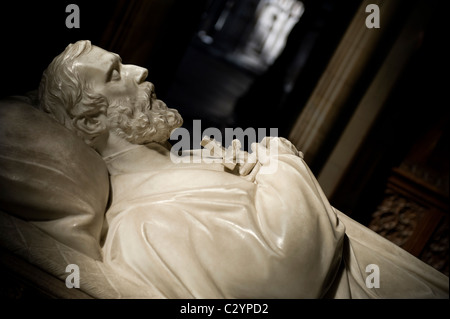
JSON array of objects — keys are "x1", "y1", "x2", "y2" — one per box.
[
  {"x1": 369, "y1": 189, "x2": 426, "y2": 247},
  {"x1": 366, "y1": 110, "x2": 449, "y2": 276},
  {"x1": 368, "y1": 167, "x2": 448, "y2": 276},
  {"x1": 419, "y1": 216, "x2": 449, "y2": 276}
]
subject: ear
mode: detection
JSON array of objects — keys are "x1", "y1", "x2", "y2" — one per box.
[
  {"x1": 74, "y1": 114, "x2": 105, "y2": 135},
  {"x1": 72, "y1": 113, "x2": 107, "y2": 146},
  {"x1": 70, "y1": 93, "x2": 109, "y2": 146}
]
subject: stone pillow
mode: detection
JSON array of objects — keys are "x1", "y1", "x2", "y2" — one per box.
[{"x1": 0, "y1": 96, "x2": 110, "y2": 260}]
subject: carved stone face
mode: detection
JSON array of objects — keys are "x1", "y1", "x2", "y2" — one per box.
[
  {"x1": 75, "y1": 45, "x2": 156, "y2": 111},
  {"x1": 74, "y1": 45, "x2": 182, "y2": 144}
]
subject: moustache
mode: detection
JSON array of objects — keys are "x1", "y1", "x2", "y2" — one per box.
[{"x1": 140, "y1": 82, "x2": 168, "y2": 111}]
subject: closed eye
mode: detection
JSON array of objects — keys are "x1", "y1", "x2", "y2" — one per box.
[{"x1": 110, "y1": 69, "x2": 121, "y2": 81}]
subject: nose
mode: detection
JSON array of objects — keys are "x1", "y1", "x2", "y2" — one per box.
[
  {"x1": 127, "y1": 65, "x2": 148, "y2": 84},
  {"x1": 135, "y1": 66, "x2": 148, "y2": 84}
]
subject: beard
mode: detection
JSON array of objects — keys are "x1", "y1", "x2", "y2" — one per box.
[{"x1": 106, "y1": 84, "x2": 183, "y2": 145}]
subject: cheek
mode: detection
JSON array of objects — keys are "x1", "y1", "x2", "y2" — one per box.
[{"x1": 99, "y1": 82, "x2": 139, "y2": 101}]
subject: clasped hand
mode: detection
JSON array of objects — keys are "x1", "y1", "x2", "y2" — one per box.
[{"x1": 201, "y1": 136, "x2": 300, "y2": 181}]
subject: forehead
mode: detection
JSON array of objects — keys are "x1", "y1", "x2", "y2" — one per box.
[
  {"x1": 80, "y1": 45, "x2": 119, "y2": 64},
  {"x1": 74, "y1": 46, "x2": 120, "y2": 79}
]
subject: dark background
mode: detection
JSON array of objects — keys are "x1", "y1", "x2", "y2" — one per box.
[{"x1": 1, "y1": 1, "x2": 117, "y2": 97}]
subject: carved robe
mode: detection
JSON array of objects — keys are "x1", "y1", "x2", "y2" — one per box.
[{"x1": 101, "y1": 139, "x2": 345, "y2": 298}]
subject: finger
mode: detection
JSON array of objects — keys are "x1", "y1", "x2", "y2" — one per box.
[
  {"x1": 232, "y1": 139, "x2": 241, "y2": 154},
  {"x1": 238, "y1": 151, "x2": 256, "y2": 176},
  {"x1": 239, "y1": 160, "x2": 257, "y2": 176},
  {"x1": 254, "y1": 143, "x2": 270, "y2": 165},
  {"x1": 242, "y1": 162, "x2": 261, "y2": 182}
]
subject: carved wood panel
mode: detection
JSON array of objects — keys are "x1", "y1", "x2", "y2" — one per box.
[
  {"x1": 419, "y1": 215, "x2": 449, "y2": 276},
  {"x1": 369, "y1": 189, "x2": 426, "y2": 248},
  {"x1": 366, "y1": 109, "x2": 449, "y2": 276},
  {"x1": 368, "y1": 168, "x2": 448, "y2": 276}
]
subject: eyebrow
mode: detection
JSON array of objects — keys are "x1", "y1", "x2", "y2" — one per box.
[{"x1": 106, "y1": 54, "x2": 122, "y2": 81}]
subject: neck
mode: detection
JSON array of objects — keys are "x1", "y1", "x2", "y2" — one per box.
[
  {"x1": 96, "y1": 131, "x2": 177, "y2": 175},
  {"x1": 96, "y1": 131, "x2": 172, "y2": 162},
  {"x1": 96, "y1": 132, "x2": 142, "y2": 160}
]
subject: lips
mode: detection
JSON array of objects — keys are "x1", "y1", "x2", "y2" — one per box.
[
  {"x1": 141, "y1": 83, "x2": 154, "y2": 110},
  {"x1": 141, "y1": 82, "x2": 168, "y2": 111}
]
